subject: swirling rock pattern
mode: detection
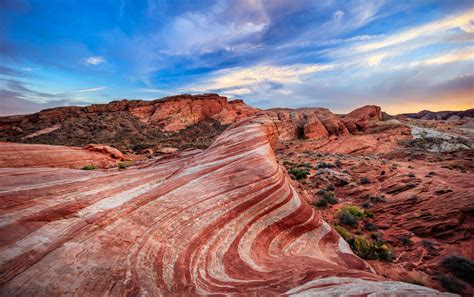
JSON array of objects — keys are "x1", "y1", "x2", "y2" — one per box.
[{"x1": 0, "y1": 115, "x2": 450, "y2": 295}]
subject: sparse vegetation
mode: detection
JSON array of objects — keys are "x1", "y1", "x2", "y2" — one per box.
[
  {"x1": 399, "y1": 235, "x2": 413, "y2": 246},
  {"x1": 333, "y1": 226, "x2": 394, "y2": 262},
  {"x1": 408, "y1": 172, "x2": 416, "y2": 178},
  {"x1": 117, "y1": 161, "x2": 131, "y2": 170},
  {"x1": 315, "y1": 161, "x2": 335, "y2": 169},
  {"x1": 288, "y1": 167, "x2": 309, "y2": 180},
  {"x1": 360, "y1": 177, "x2": 370, "y2": 184},
  {"x1": 336, "y1": 205, "x2": 364, "y2": 227},
  {"x1": 81, "y1": 164, "x2": 98, "y2": 170},
  {"x1": 364, "y1": 221, "x2": 378, "y2": 231}
]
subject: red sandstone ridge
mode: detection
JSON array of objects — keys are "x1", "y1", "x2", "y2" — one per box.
[
  {"x1": 130, "y1": 94, "x2": 257, "y2": 131},
  {"x1": 0, "y1": 142, "x2": 123, "y2": 168},
  {"x1": 0, "y1": 114, "x2": 448, "y2": 295},
  {"x1": 0, "y1": 94, "x2": 258, "y2": 152}
]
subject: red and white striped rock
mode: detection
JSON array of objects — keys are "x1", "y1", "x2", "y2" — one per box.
[{"x1": 0, "y1": 115, "x2": 450, "y2": 295}]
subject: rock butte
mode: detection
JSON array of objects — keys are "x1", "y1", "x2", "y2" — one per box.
[{"x1": 0, "y1": 114, "x2": 452, "y2": 295}]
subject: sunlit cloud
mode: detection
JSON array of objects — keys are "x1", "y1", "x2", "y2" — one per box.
[{"x1": 187, "y1": 64, "x2": 334, "y2": 92}]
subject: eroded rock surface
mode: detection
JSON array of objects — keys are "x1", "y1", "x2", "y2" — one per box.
[
  {"x1": 0, "y1": 142, "x2": 123, "y2": 168},
  {"x1": 0, "y1": 115, "x2": 448, "y2": 296}
]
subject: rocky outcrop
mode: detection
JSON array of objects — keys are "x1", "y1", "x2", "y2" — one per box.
[
  {"x1": 130, "y1": 94, "x2": 257, "y2": 131},
  {"x1": 0, "y1": 114, "x2": 448, "y2": 295},
  {"x1": 267, "y1": 105, "x2": 385, "y2": 141},
  {"x1": 0, "y1": 94, "x2": 256, "y2": 152},
  {"x1": 342, "y1": 105, "x2": 382, "y2": 132},
  {"x1": 83, "y1": 144, "x2": 125, "y2": 160},
  {"x1": 0, "y1": 142, "x2": 122, "y2": 168}
]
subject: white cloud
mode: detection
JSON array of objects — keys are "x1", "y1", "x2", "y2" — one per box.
[
  {"x1": 83, "y1": 56, "x2": 106, "y2": 65},
  {"x1": 186, "y1": 64, "x2": 334, "y2": 92},
  {"x1": 72, "y1": 86, "x2": 107, "y2": 93},
  {"x1": 355, "y1": 9, "x2": 474, "y2": 53}
]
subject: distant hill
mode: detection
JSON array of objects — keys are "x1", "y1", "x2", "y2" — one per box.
[{"x1": 399, "y1": 108, "x2": 474, "y2": 120}]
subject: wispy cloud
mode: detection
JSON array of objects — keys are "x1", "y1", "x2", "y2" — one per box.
[
  {"x1": 355, "y1": 9, "x2": 474, "y2": 53},
  {"x1": 83, "y1": 56, "x2": 106, "y2": 65},
  {"x1": 71, "y1": 86, "x2": 108, "y2": 93}
]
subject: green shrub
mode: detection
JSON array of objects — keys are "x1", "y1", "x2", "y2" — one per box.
[
  {"x1": 117, "y1": 161, "x2": 130, "y2": 170},
  {"x1": 364, "y1": 221, "x2": 378, "y2": 231},
  {"x1": 334, "y1": 225, "x2": 351, "y2": 241},
  {"x1": 288, "y1": 168, "x2": 309, "y2": 180},
  {"x1": 336, "y1": 205, "x2": 371, "y2": 227},
  {"x1": 351, "y1": 236, "x2": 394, "y2": 261},
  {"x1": 360, "y1": 177, "x2": 370, "y2": 184},
  {"x1": 315, "y1": 198, "x2": 328, "y2": 208},
  {"x1": 340, "y1": 205, "x2": 364, "y2": 217},
  {"x1": 315, "y1": 161, "x2": 335, "y2": 169},
  {"x1": 81, "y1": 164, "x2": 98, "y2": 170},
  {"x1": 282, "y1": 160, "x2": 296, "y2": 167},
  {"x1": 408, "y1": 172, "x2": 416, "y2": 178},
  {"x1": 326, "y1": 184, "x2": 335, "y2": 191}
]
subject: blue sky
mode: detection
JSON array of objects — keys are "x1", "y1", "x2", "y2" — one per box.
[{"x1": 1, "y1": 0, "x2": 473, "y2": 115}]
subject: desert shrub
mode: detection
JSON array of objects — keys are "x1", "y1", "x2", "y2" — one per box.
[
  {"x1": 282, "y1": 160, "x2": 296, "y2": 167},
  {"x1": 338, "y1": 212, "x2": 359, "y2": 227},
  {"x1": 408, "y1": 165, "x2": 414, "y2": 169},
  {"x1": 81, "y1": 164, "x2": 98, "y2": 170},
  {"x1": 335, "y1": 159, "x2": 342, "y2": 167},
  {"x1": 364, "y1": 221, "x2": 378, "y2": 231},
  {"x1": 315, "y1": 161, "x2": 335, "y2": 169},
  {"x1": 441, "y1": 255, "x2": 474, "y2": 284},
  {"x1": 117, "y1": 161, "x2": 130, "y2": 170},
  {"x1": 408, "y1": 172, "x2": 416, "y2": 178},
  {"x1": 361, "y1": 200, "x2": 371, "y2": 208},
  {"x1": 288, "y1": 168, "x2": 309, "y2": 180},
  {"x1": 333, "y1": 225, "x2": 351, "y2": 241},
  {"x1": 360, "y1": 177, "x2": 370, "y2": 184},
  {"x1": 326, "y1": 184, "x2": 335, "y2": 191},
  {"x1": 392, "y1": 163, "x2": 399, "y2": 169},
  {"x1": 341, "y1": 205, "x2": 364, "y2": 217},
  {"x1": 351, "y1": 236, "x2": 394, "y2": 261},
  {"x1": 297, "y1": 162, "x2": 312, "y2": 168},
  {"x1": 380, "y1": 170, "x2": 385, "y2": 176},
  {"x1": 370, "y1": 195, "x2": 386, "y2": 203},
  {"x1": 399, "y1": 235, "x2": 413, "y2": 246},
  {"x1": 370, "y1": 232, "x2": 384, "y2": 243},
  {"x1": 315, "y1": 198, "x2": 328, "y2": 208}
]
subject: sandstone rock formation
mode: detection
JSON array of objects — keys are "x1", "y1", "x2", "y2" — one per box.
[
  {"x1": 0, "y1": 142, "x2": 122, "y2": 168},
  {"x1": 342, "y1": 105, "x2": 382, "y2": 132},
  {"x1": 0, "y1": 94, "x2": 257, "y2": 152},
  {"x1": 0, "y1": 114, "x2": 450, "y2": 295}
]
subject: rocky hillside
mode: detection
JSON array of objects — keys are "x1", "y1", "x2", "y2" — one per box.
[
  {"x1": 0, "y1": 114, "x2": 449, "y2": 296},
  {"x1": 0, "y1": 94, "x2": 257, "y2": 153},
  {"x1": 400, "y1": 109, "x2": 474, "y2": 120}
]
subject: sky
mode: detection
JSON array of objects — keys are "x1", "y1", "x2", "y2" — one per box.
[{"x1": 1, "y1": 0, "x2": 473, "y2": 116}]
